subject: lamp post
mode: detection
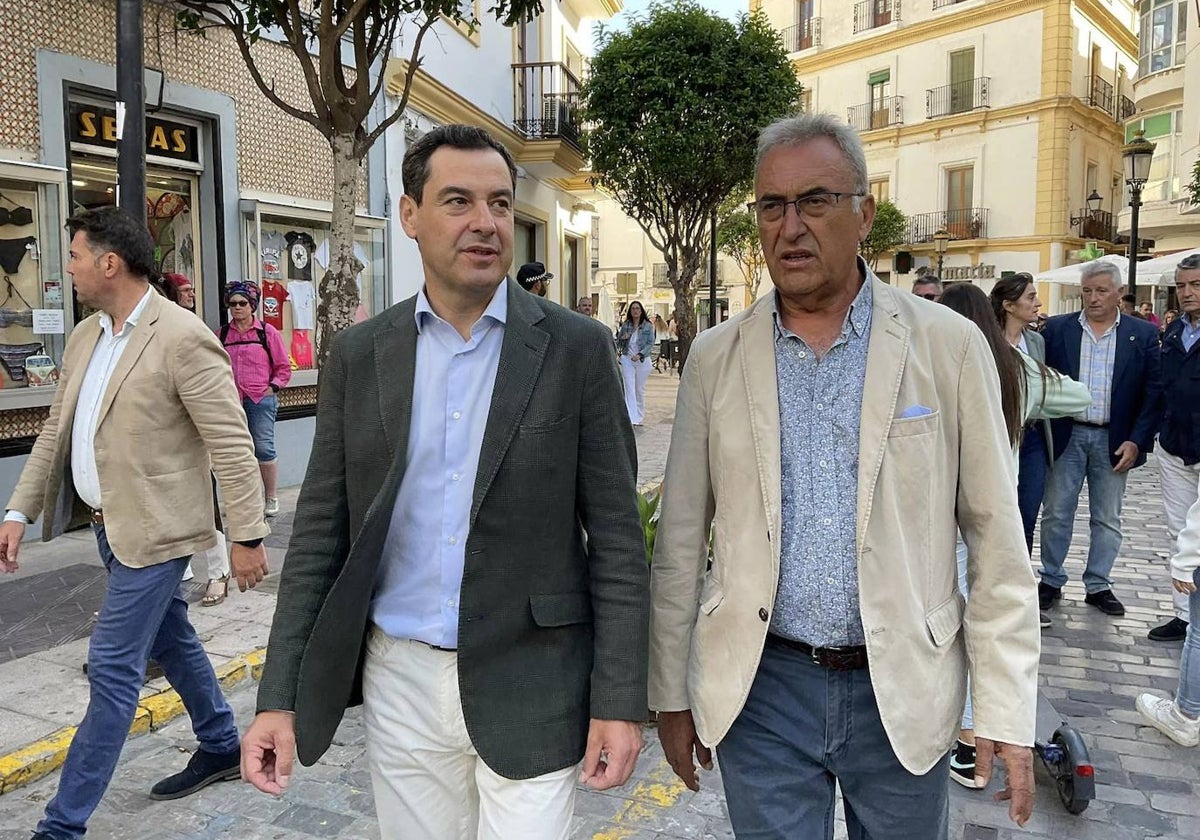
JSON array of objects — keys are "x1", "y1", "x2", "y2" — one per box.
[
  {"x1": 933, "y1": 228, "x2": 950, "y2": 278},
  {"x1": 1070, "y1": 189, "x2": 1103, "y2": 234},
  {"x1": 116, "y1": 0, "x2": 145, "y2": 220},
  {"x1": 1122, "y1": 129, "x2": 1156, "y2": 299}
]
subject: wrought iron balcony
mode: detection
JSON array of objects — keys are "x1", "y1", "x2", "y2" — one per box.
[
  {"x1": 854, "y1": 0, "x2": 900, "y2": 33},
  {"x1": 512, "y1": 62, "x2": 583, "y2": 148},
  {"x1": 1119, "y1": 95, "x2": 1136, "y2": 121},
  {"x1": 848, "y1": 97, "x2": 904, "y2": 131},
  {"x1": 1086, "y1": 75, "x2": 1115, "y2": 116},
  {"x1": 926, "y1": 77, "x2": 989, "y2": 118},
  {"x1": 1073, "y1": 209, "x2": 1116, "y2": 242},
  {"x1": 907, "y1": 208, "x2": 990, "y2": 243},
  {"x1": 780, "y1": 17, "x2": 821, "y2": 52},
  {"x1": 932, "y1": 0, "x2": 968, "y2": 7}
]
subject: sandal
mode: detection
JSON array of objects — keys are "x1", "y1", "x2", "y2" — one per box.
[{"x1": 201, "y1": 576, "x2": 229, "y2": 607}]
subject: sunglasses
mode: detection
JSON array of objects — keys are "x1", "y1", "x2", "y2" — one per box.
[
  {"x1": 918, "y1": 293, "x2": 939, "y2": 301},
  {"x1": 228, "y1": 300, "x2": 251, "y2": 308}
]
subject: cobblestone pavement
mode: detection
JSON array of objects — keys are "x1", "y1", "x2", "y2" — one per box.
[{"x1": 2, "y1": 369, "x2": 1197, "y2": 839}]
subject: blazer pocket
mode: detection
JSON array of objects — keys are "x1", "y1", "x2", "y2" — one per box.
[
  {"x1": 698, "y1": 573, "x2": 725, "y2": 616},
  {"x1": 889, "y1": 411, "x2": 940, "y2": 438},
  {"x1": 529, "y1": 591, "x2": 593, "y2": 627},
  {"x1": 925, "y1": 592, "x2": 966, "y2": 647},
  {"x1": 520, "y1": 415, "x2": 574, "y2": 435}
]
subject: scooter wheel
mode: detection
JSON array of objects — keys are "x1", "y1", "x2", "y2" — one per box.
[{"x1": 1051, "y1": 730, "x2": 1092, "y2": 815}]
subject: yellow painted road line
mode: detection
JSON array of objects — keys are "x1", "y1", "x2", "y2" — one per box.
[
  {"x1": 592, "y1": 758, "x2": 689, "y2": 840},
  {"x1": 0, "y1": 646, "x2": 267, "y2": 796}
]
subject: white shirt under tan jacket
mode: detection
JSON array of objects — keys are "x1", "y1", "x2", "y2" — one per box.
[
  {"x1": 649, "y1": 277, "x2": 1041, "y2": 775},
  {"x1": 7, "y1": 289, "x2": 268, "y2": 565}
]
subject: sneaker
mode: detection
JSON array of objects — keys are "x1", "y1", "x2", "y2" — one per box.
[
  {"x1": 1136, "y1": 694, "x2": 1200, "y2": 747},
  {"x1": 1038, "y1": 582, "x2": 1062, "y2": 611},
  {"x1": 149, "y1": 746, "x2": 241, "y2": 800},
  {"x1": 1084, "y1": 588, "x2": 1126, "y2": 616},
  {"x1": 1148, "y1": 617, "x2": 1189, "y2": 642},
  {"x1": 1040, "y1": 612, "x2": 1052, "y2": 629},
  {"x1": 264, "y1": 497, "x2": 279, "y2": 517},
  {"x1": 949, "y1": 740, "x2": 983, "y2": 788}
]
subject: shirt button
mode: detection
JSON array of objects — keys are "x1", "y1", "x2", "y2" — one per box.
[
  {"x1": 446, "y1": 598, "x2": 456, "y2": 608},
  {"x1": 451, "y1": 473, "x2": 461, "y2": 482},
  {"x1": 452, "y1": 411, "x2": 462, "y2": 420},
  {"x1": 823, "y1": 518, "x2": 832, "y2": 526},
  {"x1": 816, "y1": 404, "x2": 824, "y2": 410},
  {"x1": 798, "y1": 351, "x2": 806, "y2": 359},
  {"x1": 758, "y1": 608, "x2": 769, "y2": 622},
  {"x1": 448, "y1": 536, "x2": 458, "y2": 546},
  {"x1": 819, "y1": 460, "x2": 827, "y2": 468}
]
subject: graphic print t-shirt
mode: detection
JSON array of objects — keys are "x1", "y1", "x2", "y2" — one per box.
[
  {"x1": 261, "y1": 231, "x2": 287, "y2": 280},
  {"x1": 288, "y1": 280, "x2": 315, "y2": 330},
  {"x1": 261, "y1": 280, "x2": 289, "y2": 332}
]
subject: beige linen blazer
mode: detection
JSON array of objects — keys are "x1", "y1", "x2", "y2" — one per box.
[
  {"x1": 7, "y1": 291, "x2": 268, "y2": 565},
  {"x1": 649, "y1": 277, "x2": 1040, "y2": 774}
]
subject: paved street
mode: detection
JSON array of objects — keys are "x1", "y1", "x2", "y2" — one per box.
[{"x1": 1, "y1": 367, "x2": 1198, "y2": 838}]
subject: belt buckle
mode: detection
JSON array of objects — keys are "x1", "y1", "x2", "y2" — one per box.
[{"x1": 89, "y1": 508, "x2": 103, "y2": 526}]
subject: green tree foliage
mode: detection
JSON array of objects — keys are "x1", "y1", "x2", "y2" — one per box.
[
  {"x1": 175, "y1": 0, "x2": 541, "y2": 367},
  {"x1": 859, "y1": 199, "x2": 907, "y2": 272},
  {"x1": 1186, "y1": 156, "x2": 1200, "y2": 206},
  {"x1": 583, "y1": 2, "x2": 801, "y2": 365},
  {"x1": 716, "y1": 196, "x2": 766, "y2": 303}
]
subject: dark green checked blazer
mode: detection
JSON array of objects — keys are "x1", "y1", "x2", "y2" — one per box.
[{"x1": 257, "y1": 279, "x2": 649, "y2": 780}]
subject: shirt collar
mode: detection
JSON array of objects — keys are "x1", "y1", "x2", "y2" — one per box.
[
  {"x1": 1077, "y1": 309, "x2": 1121, "y2": 333},
  {"x1": 98, "y1": 285, "x2": 155, "y2": 337},
  {"x1": 772, "y1": 262, "x2": 874, "y2": 340},
  {"x1": 415, "y1": 283, "x2": 508, "y2": 335}
]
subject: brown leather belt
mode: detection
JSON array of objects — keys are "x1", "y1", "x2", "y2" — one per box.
[
  {"x1": 767, "y1": 633, "x2": 869, "y2": 670},
  {"x1": 88, "y1": 508, "x2": 104, "y2": 526},
  {"x1": 1075, "y1": 421, "x2": 1109, "y2": 429}
]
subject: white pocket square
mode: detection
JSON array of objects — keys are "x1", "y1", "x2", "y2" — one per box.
[{"x1": 898, "y1": 404, "x2": 935, "y2": 419}]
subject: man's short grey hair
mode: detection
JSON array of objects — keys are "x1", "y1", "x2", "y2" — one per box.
[
  {"x1": 756, "y1": 113, "x2": 871, "y2": 202},
  {"x1": 1174, "y1": 252, "x2": 1200, "y2": 282},
  {"x1": 1079, "y1": 261, "x2": 1123, "y2": 288},
  {"x1": 913, "y1": 275, "x2": 943, "y2": 291}
]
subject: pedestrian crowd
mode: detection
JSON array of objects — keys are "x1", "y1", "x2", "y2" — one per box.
[{"x1": 1, "y1": 115, "x2": 1197, "y2": 840}]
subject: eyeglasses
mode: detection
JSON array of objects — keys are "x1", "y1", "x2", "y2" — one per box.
[
  {"x1": 918, "y1": 292, "x2": 939, "y2": 301},
  {"x1": 747, "y1": 192, "x2": 866, "y2": 223},
  {"x1": 228, "y1": 300, "x2": 251, "y2": 308}
]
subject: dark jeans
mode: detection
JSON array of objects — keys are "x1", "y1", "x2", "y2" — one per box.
[
  {"x1": 717, "y1": 642, "x2": 949, "y2": 840},
  {"x1": 37, "y1": 526, "x2": 239, "y2": 840},
  {"x1": 1016, "y1": 424, "x2": 1048, "y2": 556}
]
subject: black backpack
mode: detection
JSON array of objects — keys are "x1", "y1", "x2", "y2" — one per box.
[{"x1": 219, "y1": 323, "x2": 274, "y2": 370}]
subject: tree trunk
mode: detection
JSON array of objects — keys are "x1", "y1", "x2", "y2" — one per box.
[
  {"x1": 671, "y1": 248, "x2": 703, "y2": 372},
  {"x1": 314, "y1": 132, "x2": 363, "y2": 371}
]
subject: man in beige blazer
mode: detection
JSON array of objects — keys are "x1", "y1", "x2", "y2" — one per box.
[
  {"x1": 0, "y1": 207, "x2": 270, "y2": 840},
  {"x1": 649, "y1": 114, "x2": 1040, "y2": 838}
]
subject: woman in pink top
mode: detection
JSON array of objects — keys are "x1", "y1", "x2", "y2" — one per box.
[{"x1": 219, "y1": 280, "x2": 291, "y2": 518}]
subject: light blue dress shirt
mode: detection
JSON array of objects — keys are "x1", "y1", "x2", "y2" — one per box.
[
  {"x1": 1181, "y1": 313, "x2": 1200, "y2": 353},
  {"x1": 1077, "y1": 310, "x2": 1119, "y2": 424},
  {"x1": 370, "y1": 285, "x2": 507, "y2": 648}
]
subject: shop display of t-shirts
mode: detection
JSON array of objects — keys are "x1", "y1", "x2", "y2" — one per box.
[
  {"x1": 261, "y1": 231, "x2": 287, "y2": 280},
  {"x1": 288, "y1": 280, "x2": 315, "y2": 330},
  {"x1": 313, "y1": 238, "x2": 369, "y2": 274},
  {"x1": 261, "y1": 280, "x2": 289, "y2": 332},
  {"x1": 285, "y1": 231, "x2": 317, "y2": 281},
  {"x1": 291, "y1": 329, "x2": 314, "y2": 370}
]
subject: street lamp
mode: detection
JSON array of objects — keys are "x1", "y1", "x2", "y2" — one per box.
[
  {"x1": 1122, "y1": 129, "x2": 1156, "y2": 299},
  {"x1": 1070, "y1": 189, "x2": 1103, "y2": 232},
  {"x1": 933, "y1": 228, "x2": 950, "y2": 278}
]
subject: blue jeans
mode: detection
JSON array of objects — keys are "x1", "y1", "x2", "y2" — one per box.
[
  {"x1": 717, "y1": 642, "x2": 950, "y2": 840},
  {"x1": 1016, "y1": 425, "x2": 1048, "y2": 556},
  {"x1": 242, "y1": 394, "x2": 278, "y2": 462},
  {"x1": 37, "y1": 526, "x2": 239, "y2": 840},
  {"x1": 1038, "y1": 425, "x2": 1128, "y2": 593},
  {"x1": 1178, "y1": 573, "x2": 1200, "y2": 717}
]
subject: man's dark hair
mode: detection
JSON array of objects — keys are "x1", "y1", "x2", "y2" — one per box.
[
  {"x1": 913, "y1": 275, "x2": 943, "y2": 291},
  {"x1": 1121, "y1": 293, "x2": 1137, "y2": 304},
  {"x1": 66, "y1": 207, "x2": 156, "y2": 279},
  {"x1": 401, "y1": 124, "x2": 518, "y2": 204}
]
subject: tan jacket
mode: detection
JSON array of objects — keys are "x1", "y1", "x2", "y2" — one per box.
[
  {"x1": 649, "y1": 278, "x2": 1040, "y2": 774},
  {"x1": 7, "y1": 291, "x2": 268, "y2": 565}
]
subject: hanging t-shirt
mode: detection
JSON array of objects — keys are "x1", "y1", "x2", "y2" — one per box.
[
  {"x1": 288, "y1": 280, "x2": 316, "y2": 330},
  {"x1": 291, "y1": 330, "x2": 314, "y2": 370},
  {"x1": 285, "y1": 231, "x2": 317, "y2": 280},
  {"x1": 261, "y1": 280, "x2": 289, "y2": 332},
  {"x1": 261, "y1": 231, "x2": 287, "y2": 280},
  {"x1": 314, "y1": 238, "x2": 369, "y2": 274}
]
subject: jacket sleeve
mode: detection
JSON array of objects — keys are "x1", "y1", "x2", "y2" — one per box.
[
  {"x1": 956, "y1": 326, "x2": 1041, "y2": 748},
  {"x1": 1129, "y1": 327, "x2": 1163, "y2": 452},
  {"x1": 648, "y1": 337, "x2": 715, "y2": 712},
  {"x1": 267, "y1": 325, "x2": 292, "y2": 389},
  {"x1": 1021, "y1": 354, "x2": 1091, "y2": 422},
  {"x1": 575, "y1": 325, "x2": 650, "y2": 722}
]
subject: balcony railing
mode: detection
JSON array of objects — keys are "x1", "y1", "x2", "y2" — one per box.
[
  {"x1": 854, "y1": 0, "x2": 900, "y2": 33},
  {"x1": 1119, "y1": 94, "x2": 1136, "y2": 121},
  {"x1": 780, "y1": 17, "x2": 822, "y2": 52},
  {"x1": 907, "y1": 208, "x2": 990, "y2": 243},
  {"x1": 1074, "y1": 209, "x2": 1116, "y2": 242},
  {"x1": 512, "y1": 62, "x2": 583, "y2": 148},
  {"x1": 1087, "y1": 75, "x2": 1114, "y2": 116},
  {"x1": 926, "y1": 77, "x2": 989, "y2": 118},
  {"x1": 932, "y1": 0, "x2": 968, "y2": 7},
  {"x1": 848, "y1": 96, "x2": 904, "y2": 131}
]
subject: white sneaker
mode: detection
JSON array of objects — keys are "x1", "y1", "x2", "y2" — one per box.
[
  {"x1": 264, "y1": 497, "x2": 279, "y2": 517},
  {"x1": 1136, "y1": 693, "x2": 1200, "y2": 747}
]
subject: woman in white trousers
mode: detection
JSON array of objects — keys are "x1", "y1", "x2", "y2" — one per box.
[{"x1": 615, "y1": 301, "x2": 654, "y2": 426}]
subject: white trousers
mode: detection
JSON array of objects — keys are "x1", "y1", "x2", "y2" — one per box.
[
  {"x1": 1158, "y1": 449, "x2": 1198, "y2": 621},
  {"x1": 362, "y1": 627, "x2": 577, "y2": 840},
  {"x1": 619, "y1": 355, "x2": 651, "y2": 425},
  {"x1": 182, "y1": 531, "x2": 229, "y2": 583}
]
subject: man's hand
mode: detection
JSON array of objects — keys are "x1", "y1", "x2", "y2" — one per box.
[
  {"x1": 975, "y1": 738, "x2": 1035, "y2": 827},
  {"x1": 230, "y1": 543, "x2": 269, "y2": 592},
  {"x1": 1174, "y1": 577, "x2": 1198, "y2": 595},
  {"x1": 242, "y1": 710, "x2": 296, "y2": 795},
  {"x1": 657, "y1": 710, "x2": 712, "y2": 792},
  {"x1": 0, "y1": 520, "x2": 25, "y2": 573},
  {"x1": 1113, "y1": 441, "x2": 1140, "y2": 473},
  {"x1": 580, "y1": 719, "x2": 642, "y2": 791}
]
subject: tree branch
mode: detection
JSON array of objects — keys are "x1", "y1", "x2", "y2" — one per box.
[
  {"x1": 331, "y1": 0, "x2": 374, "y2": 42},
  {"x1": 282, "y1": 0, "x2": 330, "y2": 124},
  {"x1": 358, "y1": 15, "x2": 438, "y2": 154}
]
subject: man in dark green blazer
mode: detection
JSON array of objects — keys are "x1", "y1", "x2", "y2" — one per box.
[{"x1": 241, "y1": 125, "x2": 649, "y2": 839}]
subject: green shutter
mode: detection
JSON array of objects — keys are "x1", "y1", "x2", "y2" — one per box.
[
  {"x1": 868, "y1": 69, "x2": 891, "y2": 86},
  {"x1": 1143, "y1": 112, "x2": 1172, "y2": 138}
]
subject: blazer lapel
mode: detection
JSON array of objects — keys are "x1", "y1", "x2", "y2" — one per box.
[
  {"x1": 1064, "y1": 317, "x2": 1083, "y2": 379},
  {"x1": 471, "y1": 282, "x2": 548, "y2": 527},
  {"x1": 374, "y1": 299, "x2": 418, "y2": 463},
  {"x1": 95, "y1": 294, "x2": 160, "y2": 430},
  {"x1": 1112, "y1": 317, "x2": 1135, "y2": 392},
  {"x1": 738, "y1": 296, "x2": 782, "y2": 550},
  {"x1": 857, "y1": 281, "x2": 910, "y2": 548}
]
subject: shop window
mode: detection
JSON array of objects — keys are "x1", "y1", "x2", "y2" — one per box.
[
  {"x1": 243, "y1": 204, "x2": 386, "y2": 375},
  {"x1": 0, "y1": 165, "x2": 69, "y2": 394}
]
